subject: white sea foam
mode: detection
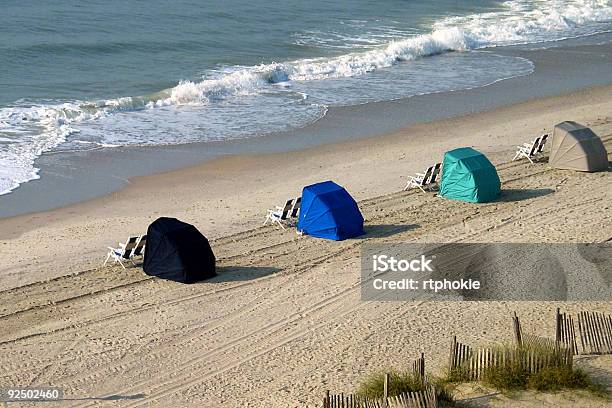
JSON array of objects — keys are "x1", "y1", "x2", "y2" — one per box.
[
  {"x1": 149, "y1": 0, "x2": 612, "y2": 105},
  {"x1": 1, "y1": 0, "x2": 611, "y2": 195}
]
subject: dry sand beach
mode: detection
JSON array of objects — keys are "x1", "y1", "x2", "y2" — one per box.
[{"x1": 1, "y1": 85, "x2": 611, "y2": 407}]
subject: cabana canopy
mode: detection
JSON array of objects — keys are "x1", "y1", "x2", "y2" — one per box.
[
  {"x1": 297, "y1": 181, "x2": 364, "y2": 241},
  {"x1": 548, "y1": 121, "x2": 608, "y2": 172},
  {"x1": 439, "y1": 147, "x2": 501, "y2": 203},
  {"x1": 143, "y1": 217, "x2": 216, "y2": 283}
]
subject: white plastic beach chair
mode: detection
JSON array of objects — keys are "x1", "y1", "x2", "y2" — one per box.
[
  {"x1": 104, "y1": 236, "x2": 140, "y2": 269},
  {"x1": 405, "y1": 163, "x2": 442, "y2": 192},
  {"x1": 264, "y1": 197, "x2": 300, "y2": 229},
  {"x1": 513, "y1": 134, "x2": 548, "y2": 163}
]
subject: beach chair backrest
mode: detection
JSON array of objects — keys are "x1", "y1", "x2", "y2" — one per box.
[
  {"x1": 133, "y1": 235, "x2": 147, "y2": 257},
  {"x1": 122, "y1": 236, "x2": 140, "y2": 259},
  {"x1": 290, "y1": 197, "x2": 301, "y2": 218},
  {"x1": 280, "y1": 199, "x2": 294, "y2": 220},
  {"x1": 420, "y1": 166, "x2": 434, "y2": 186},
  {"x1": 537, "y1": 134, "x2": 548, "y2": 153},
  {"x1": 529, "y1": 136, "x2": 541, "y2": 156},
  {"x1": 429, "y1": 163, "x2": 442, "y2": 184}
]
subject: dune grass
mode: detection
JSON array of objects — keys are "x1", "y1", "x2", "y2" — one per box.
[
  {"x1": 355, "y1": 341, "x2": 608, "y2": 406},
  {"x1": 356, "y1": 369, "x2": 426, "y2": 399},
  {"x1": 481, "y1": 364, "x2": 609, "y2": 398},
  {"x1": 474, "y1": 343, "x2": 609, "y2": 398},
  {"x1": 441, "y1": 342, "x2": 609, "y2": 400},
  {"x1": 528, "y1": 366, "x2": 591, "y2": 391},
  {"x1": 355, "y1": 369, "x2": 456, "y2": 405}
]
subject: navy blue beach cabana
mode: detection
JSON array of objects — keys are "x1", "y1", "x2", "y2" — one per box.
[
  {"x1": 143, "y1": 217, "x2": 216, "y2": 283},
  {"x1": 297, "y1": 181, "x2": 364, "y2": 241}
]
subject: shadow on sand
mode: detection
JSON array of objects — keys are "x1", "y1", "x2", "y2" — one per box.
[
  {"x1": 575, "y1": 355, "x2": 612, "y2": 386},
  {"x1": 41, "y1": 394, "x2": 146, "y2": 402},
  {"x1": 97, "y1": 394, "x2": 146, "y2": 401},
  {"x1": 455, "y1": 392, "x2": 501, "y2": 407},
  {"x1": 498, "y1": 188, "x2": 554, "y2": 202},
  {"x1": 206, "y1": 265, "x2": 282, "y2": 283},
  {"x1": 360, "y1": 224, "x2": 420, "y2": 239}
]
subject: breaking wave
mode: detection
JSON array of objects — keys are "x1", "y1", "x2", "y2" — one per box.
[{"x1": 1, "y1": 0, "x2": 611, "y2": 194}]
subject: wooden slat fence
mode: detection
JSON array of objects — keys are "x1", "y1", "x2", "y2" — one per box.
[
  {"x1": 388, "y1": 387, "x2": 437, "y2": 408},
  {"x1": 323, "y1": 355, "x2": 435, "y2": 408},
  {"x1": 448, "y1": 335, "x2": 472, "y2": 373},
  {"x1": 514, "y1": 311, "x2": 574, "y2": 368},
  {"x1": 323, "y1": 387, "x2": 437, "y2": 408},
  {"x1": 412, "y1": 353, "x2": 425, "y2": 380},
  {"x1": 556, "y1": 309, "x2": 612, "y2": 355},
  {"x1": 513, "y1": 312, "x2": 563, "y2": 350},
  {"x1": 575, "y1": 310, "x2": 612, "y2": 354},
  {"x1": 556, "y1": 308, "x2": 578, "y2": 354},
  {"x1": 323, "y1": 308, "x2": 612, "y2": 407},
  {"x1": 512, "y1": 311, "x2": 522, "y2": 346},
  {"x1": 449, "y1": 330, "x2": 573, "y2": 381}
]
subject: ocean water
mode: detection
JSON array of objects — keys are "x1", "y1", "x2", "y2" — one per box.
[{"x1": 1, "y1": 0, "x2": 611, "y2": 195}]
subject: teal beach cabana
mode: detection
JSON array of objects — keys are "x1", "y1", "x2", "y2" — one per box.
[{"x1": 439, "y1": 147, "x2": 501, "y2": 203}]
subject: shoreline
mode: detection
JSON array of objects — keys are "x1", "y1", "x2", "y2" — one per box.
[{"x1": 1, "y1": 36, "x2": 612, "y2": 218}]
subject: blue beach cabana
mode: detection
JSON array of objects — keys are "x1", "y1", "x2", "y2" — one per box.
[
  {"x1": 297, "y1": 181, "x2": 364, "y2": 240},
  {"x1": 439, "y1": 147, "x2": 501, "y2": 203}
]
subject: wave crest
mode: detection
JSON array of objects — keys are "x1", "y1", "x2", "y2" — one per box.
[{"x1": 1, "y1": 0, "x2": 611, "y2": 194}]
